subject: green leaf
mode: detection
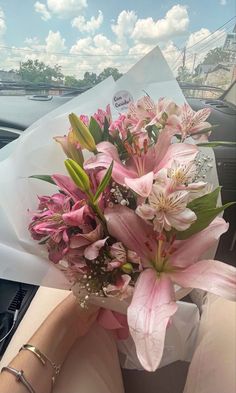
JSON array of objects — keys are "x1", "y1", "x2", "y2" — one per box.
[
  {"x1": 29, "y1": 175, "x2": 55, "y2": 185},
  {"x1": 188, "y1": 186, "x2": 221, "y2": 211},
  {"x1": 162, "y1": 111, "x2": 168, "y2": 122},
  {"x1": 94, "y1": 161, "x2": 113, "y2": 202},
  {"x1": 89, "y1": 116, "x2": 103, "y2": 144},
  {"x1": 197, "y1": 141, "x2": 236, "y2": 148},
  {"x1": 176, "y1": 201, "x2": 236, "y2": 240},
  {"x1": 102, "y1": 117, "x2": 112, "y2": 142},
  {"x1": 173, "y1": 187, "x2": 235, "y2": 240}
]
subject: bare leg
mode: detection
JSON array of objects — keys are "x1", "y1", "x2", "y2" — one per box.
[
  {"x1": 54, "y1": 323, "x2": 125, "y2": 393},
  {"x1": 184, "y1": 294, "x2": 236, "y2": 393}
]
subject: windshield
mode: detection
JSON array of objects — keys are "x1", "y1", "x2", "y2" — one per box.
[{"x1": 0, "y1": 1, "x2": 235, "y2": 99}]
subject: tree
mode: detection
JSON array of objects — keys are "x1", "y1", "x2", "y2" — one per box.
[
  {"x1": 201, "y1": 47, "x2": 230, "y2": 65},
  {"x1": 97, "y1": 67, "x2": 123, "y2": 82},
  {"x1": 18, "y1": 59, "x2": 64, "y2": 83},
  {"x1": 83, "y1": 72, "x2": 98, "y2": 86},
  {"x1": 177, "y1": 66, "x2": 192, "y2": 82},
  {"x1": 64, "y1": 75, "x2": 80, "y2": 87}
]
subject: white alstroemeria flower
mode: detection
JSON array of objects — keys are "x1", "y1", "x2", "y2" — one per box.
[
  {"x1": 136, "y1": 182, "x2": 197, "y2": 232},
  {"x1": 167, "y1": 160, "x2": 196, "y2": 186}
]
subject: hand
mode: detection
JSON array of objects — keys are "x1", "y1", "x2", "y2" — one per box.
[{"x1": 61, "y1": 293, "x2": 99, "y2": 338}]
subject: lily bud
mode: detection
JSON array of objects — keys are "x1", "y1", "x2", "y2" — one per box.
[
  {"x1": 121, "y1": 263, "x2": 133, "y2": 274},
  {"x1": 65, "y1": 158, "x2": 91, "y2": 193},
  {"x1": 54, "y1": 130, "x2": 84, "y2": 166},
  {"x1": 69, "y1": 113, "x2": 97, "y2": 152}
]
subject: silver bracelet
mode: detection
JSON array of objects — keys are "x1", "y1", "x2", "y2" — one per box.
[{"x1": 1, "y1": 366, "x2": 36, "y2": 393}]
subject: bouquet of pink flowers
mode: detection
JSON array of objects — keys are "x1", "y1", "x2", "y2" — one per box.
[{"x1": 28, "y1": 96, "x2": 236, "y2": 371}]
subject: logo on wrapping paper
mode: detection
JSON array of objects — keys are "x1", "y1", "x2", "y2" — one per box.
[{"x1": 112, "y1": 90, "x2": 134, "y2": 112}]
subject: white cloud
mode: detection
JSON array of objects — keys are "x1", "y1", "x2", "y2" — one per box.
[
  {"x1": 45, "y1": 30, "x2": 66, "y2": 52},
  {"x1": 70, "y1": 36, "x2": 92, "y2": 53},
  {"x1": 69, "y1": 34, "x2": 127, "y2": 77},
  {"x1": 1, "y1": 5, "x2": 229, "y2": 81},
  {"x1": 24, "y1": 37, "x2": 40, "y2": 45},
  {"x1": 186, "y1": 28, "x2": 226, "y2": 51},
  {"x1": 0, "y1": 6, "x2": 6, "y2": 38},
  {"x1": 162, "y1": 41, "x2": 182, "y2": 69},
  {"x1": 70, "y1": 34, "x2": 123, "y2": 56},
  {"x1": 111, "y1": 10, "x2": 137, "y2": 44},
  {"x1": 34, "y1": 0, "x2": 87, "y2": 20},
  {"x1": 131, "y1": 5, "x2": 189, "y2": 44},
  {"x1": 34, "y1": 1, "x2": 51, "y2": 21},
  {"x1": 47, "y1": 0, "x2": 87, "y2": 17},
  {"x1": 72, "y1": 10, "x2": 103, "y2": 34},
  {"x1": 220, "y1": 0, "x2": 227, "y2": 5},
  {"x1": 128, "y1": 42, "x2": 154, "y2": 55}
]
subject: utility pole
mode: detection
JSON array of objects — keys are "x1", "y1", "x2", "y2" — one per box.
[
  {"x1": 191, "y1": 53, "x2": 197, "y2": 77},
  {"x1": 182, "y1": 46, "x2": 186, "y2": 68}
]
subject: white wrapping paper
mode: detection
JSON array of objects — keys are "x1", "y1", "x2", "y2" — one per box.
[
  {"x1": 0, "y1": 46, "x2": 221, "y2": 370},
  {"x1": 0, "y1": 46, "x2": 219, "y2": 289}
]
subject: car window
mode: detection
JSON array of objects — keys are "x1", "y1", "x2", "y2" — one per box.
[{"x1": 0, "y1": 2, "x2": 235, "y2": 98}]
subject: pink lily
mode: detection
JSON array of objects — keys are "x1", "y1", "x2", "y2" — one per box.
[
  {"x1": 105, "y1": 205, "x2": 236, "y2": 371},
  {"x1": 85, "y1": 135, "x2": 199, "y2": 198},
  {"x1": 52, "y1": 174, "x2": 85, "y2": 202}
]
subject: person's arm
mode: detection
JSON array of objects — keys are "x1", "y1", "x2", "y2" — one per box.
[{"x1": 0, "y1": 294, "x2": 97, "y2": 393}]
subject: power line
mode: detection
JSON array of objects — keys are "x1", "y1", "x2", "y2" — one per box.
[
  {"x1": 0, "y1": 17, "x2": 235, "y2": 59},
  {"x1": 186, "y1": 15, "x2": 236, "y2": 50}
]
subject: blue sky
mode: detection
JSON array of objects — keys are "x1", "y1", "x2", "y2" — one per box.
[{"x1": 0, "y1": 0, "x2": 235, "y2": 77}]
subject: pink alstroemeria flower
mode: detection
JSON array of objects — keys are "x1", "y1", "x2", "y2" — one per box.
[
  {"x1": 108, "y1": 242, "x2": 142, "y2": 271},
  {"x1": 147, "y1": 97, "x2": 182, "y2": 134},
  {"x1": 79, "y1": 114, "x2": 89, "y2": 126},
  {"x1": 29, "y1": 192, "x2": 107, "y2": 264},
  {"x1": 109, "y1": 114, "x2": 131, "y2": 138},
  {"x1": 93, "y1": 104, "x2": 112, "y2": 128},
  {"x1": 103, "y1": 274, "x2": 134, "y2": 300},
  {"x1": 180, "y1": 103, "x2": 211, "y2": 140},
  {"x1": 85, "y1": 134, "x2": 199, "y2": 198},
  {"x1": 105, "y1": 205, "x2": 236, "y2": 372},
  {"x1": 136, "y1": 183, "x2": 197, "y2": 232}
]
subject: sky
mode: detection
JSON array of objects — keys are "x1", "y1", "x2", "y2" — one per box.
[{"x1": 0, "y1": 0, "x2": 235, "y2": 78}]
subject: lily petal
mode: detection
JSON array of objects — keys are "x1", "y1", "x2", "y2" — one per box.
[
  {"x1": 156, "y1": 143, "x2": 198, "y2": 172},
  {"x1": 128, "y1": 269, "x2": 178, "y2": 371},
  {"x1": 105, "y1": 205, "x2": 156, "y2": 264},
  {"x1": 152, "y1": 129, "x2": 175, "y2": 169},
  {"x1": 125, "y1": 172, "x2": 154, "y2": 197},
  {"x1": 171, "y1": 217, "x2": 229, "y2": 268},
  {"x1": 85, "y1": 154, "x2": 136, "y2": 185},
  {"x1": 171, "y1": 260, "x2": 236, "y2": 301},
  {"x1": 52, "y1": 174, "x2": 84, "y2": 202},
  {"x1": 96, "y1": 141, "x2": 121, "y2": 161}
]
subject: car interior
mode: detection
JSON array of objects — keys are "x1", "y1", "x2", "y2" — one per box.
[{"x1": 0, "y1": 81, "x2": 235, "y2": 393}]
